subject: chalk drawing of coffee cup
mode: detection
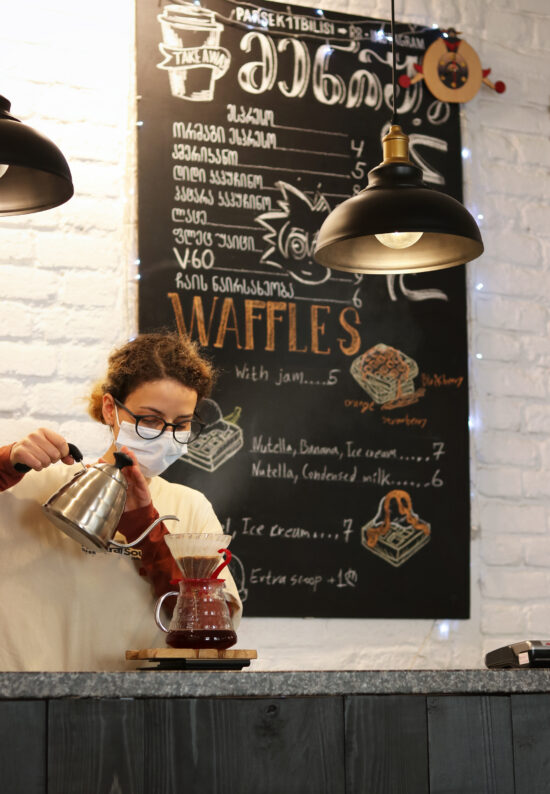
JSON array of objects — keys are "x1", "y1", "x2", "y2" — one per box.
[{"x1": 157, "y1": 3, "x2": 230, "y2": 102}]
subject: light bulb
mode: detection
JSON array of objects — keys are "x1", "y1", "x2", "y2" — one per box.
[
  {"x1": 0, "y1": 164, "x2": 9, "y2": 178},
  {"x1": 374, "y1": 231, "x2": 423, "y2": 249}
]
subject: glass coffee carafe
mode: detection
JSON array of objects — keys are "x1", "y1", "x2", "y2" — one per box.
[{"x1": 154, "y1": 533, "x2": 237, "y2": 650}]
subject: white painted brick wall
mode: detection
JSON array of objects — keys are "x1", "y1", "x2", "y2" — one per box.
[
  {"x1": 477, "y1": 397, "x2": 523, "y2": 431},
  {"x1": 0, "y1": 0, "x2": 549, "y2": 671},
  {"x1": 480, "y1": 502, "x2": 547, "y2": 534},
  {"x1": 476, "y1": 430, "x2": 539, "y2": 467}
]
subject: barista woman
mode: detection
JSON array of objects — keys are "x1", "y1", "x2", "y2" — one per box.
[{"x1": 0, "y1": 332, "x2": 241, "y2": 671}]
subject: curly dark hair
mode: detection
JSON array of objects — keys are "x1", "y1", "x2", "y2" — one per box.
[{"x1": 88, "y1": 332, "x2": 216, "y2": 423}]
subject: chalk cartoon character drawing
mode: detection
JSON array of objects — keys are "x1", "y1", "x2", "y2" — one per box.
[
  {"x1": 157, "y1": 3, "x2": 230, "y2": 101},
  {"x1": 256, "y1": 181, "x2": 332, "y2": 285},
  {"x1": 181, "y1": 398, "x2": 243, "y2": 472},
  {"x1": 361, "y1": 490, "x2": 431, "y2": 567},
  {"x1": 350, "y1": 343, "x2": 425, "y2": 410}
]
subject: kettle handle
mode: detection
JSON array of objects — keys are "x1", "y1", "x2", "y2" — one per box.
[
  {"x1": 14, "y1": 442, "x2": 83, "y2": 473},
  {"x1": 154, "y1": 591, "x2": 179, "y2": 633},
  {"x1": 108, "y1": 514, "x2": 180, "y2": 549}
]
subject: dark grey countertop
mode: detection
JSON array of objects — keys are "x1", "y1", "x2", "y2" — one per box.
[{"x1": 2, "y1": 669, "x2": 550, "y2": 699}]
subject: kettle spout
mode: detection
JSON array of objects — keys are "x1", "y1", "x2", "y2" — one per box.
[{"x1": 109, "y1": 515, "x2": 180, "y2": 549}]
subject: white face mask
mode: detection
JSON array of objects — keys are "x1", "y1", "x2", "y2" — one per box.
[{"x1": 113, "y1": 406, "x2": 190, "y2": 478}]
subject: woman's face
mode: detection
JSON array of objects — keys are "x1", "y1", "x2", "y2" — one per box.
[{"x1": 102, "y1": 378, "x2": 198, "y2": 439}]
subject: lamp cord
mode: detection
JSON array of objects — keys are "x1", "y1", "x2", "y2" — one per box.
[{"x1": 390, "y1": 0, "x2": 397, "y2": 125}]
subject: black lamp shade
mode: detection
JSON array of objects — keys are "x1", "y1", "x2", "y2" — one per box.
[
  {"x1": 314, "y1": 182, "x2": 484, "y2": 274},
  {"x1": 0, "y1": 97, "x2": 73, "y2": 215},
  {"x1": 314, "y1": 125, "x2": 483, "y2": 274}
]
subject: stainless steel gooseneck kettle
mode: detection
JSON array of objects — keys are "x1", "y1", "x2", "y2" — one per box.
[{"x1": 34, "y1": 445, "x2": 179, "y2": 551}]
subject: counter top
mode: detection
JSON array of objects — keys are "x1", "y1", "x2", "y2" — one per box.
[{"x1": 2, "y1": 669, "x2": 550, "y2": 699}]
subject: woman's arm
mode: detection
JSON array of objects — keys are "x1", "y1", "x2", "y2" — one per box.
[
  {"x1": 0, "y1": 444, "x2": 25, "y2": 491},
  {"x1": 116, "y1": 504, "x2": 179, "y2": 598},
  {"x1": 110, "y1": 446, "x2": 180, "y2": 597},
  {"x1": 0, "y1": 429, "x2": 76, "y2": 491}
]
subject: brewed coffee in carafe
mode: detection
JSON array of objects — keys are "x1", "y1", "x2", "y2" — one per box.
[{"x1": 156, "y1": 533, "x2": 236, "y2": 649}]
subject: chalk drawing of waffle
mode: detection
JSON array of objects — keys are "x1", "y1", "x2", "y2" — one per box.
[
  {"x1": 350, "y1": 343, "x2": 425, "y2": 409},
  {"x1": 182, "y1": 399, "x2": 243, "y2": 472},
  {"x1": 361, "y1": 489, "x2": 431, "y2": 568}
]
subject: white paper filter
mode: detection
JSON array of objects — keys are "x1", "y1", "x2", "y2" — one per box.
[{"x1": 164, "y1": 532, "x2": 231, "y2": 563}]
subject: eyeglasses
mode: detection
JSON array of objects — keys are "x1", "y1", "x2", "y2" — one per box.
[{"x1": 114, "y1": 398, "x2": 205, "y2": 444}]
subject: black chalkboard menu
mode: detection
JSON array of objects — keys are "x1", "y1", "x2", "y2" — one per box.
[{"x1": 135, "y1": 0, "x2": 470, "y2": 618}]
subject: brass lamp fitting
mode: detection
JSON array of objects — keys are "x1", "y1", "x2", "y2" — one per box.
[{"x1": 382, "y1": 124, "x2": 412, "y2": 163}]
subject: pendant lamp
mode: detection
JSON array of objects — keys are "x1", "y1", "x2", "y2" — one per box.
[
  {"x1": 0, "y1": 95, "x2": 73, "y2": 215},
  {"x1": 314, "y1": 1, "x2": 483, "y2": 274}
]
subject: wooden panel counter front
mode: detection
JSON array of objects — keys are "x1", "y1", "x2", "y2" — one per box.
[{"x1": 1, "y1": 670, "x2": 550, "y2": 793}]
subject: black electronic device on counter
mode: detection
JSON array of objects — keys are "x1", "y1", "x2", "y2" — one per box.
[{"x1": 485, "y1": 640, "x2": 550, "y2": 669}]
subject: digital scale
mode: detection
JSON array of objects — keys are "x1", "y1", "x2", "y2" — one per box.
[{"x1": 485, "y1": 640, "x2": 550, "y2": 669}]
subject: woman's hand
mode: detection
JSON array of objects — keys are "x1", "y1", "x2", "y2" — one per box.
[
  {"x1": 10, "y1": 428, "x2": 74, "y2": 471},
  {"x1": 118, "y1": 446, "x2": 152, "y2": 512}
]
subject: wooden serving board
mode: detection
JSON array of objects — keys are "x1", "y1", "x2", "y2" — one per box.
[
  {"x1": 126, "y1": 648, "x2": 258, "y2": 670},
  {"x1": 127, "y1": 648, "x2": 257, "y2": 660}
]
